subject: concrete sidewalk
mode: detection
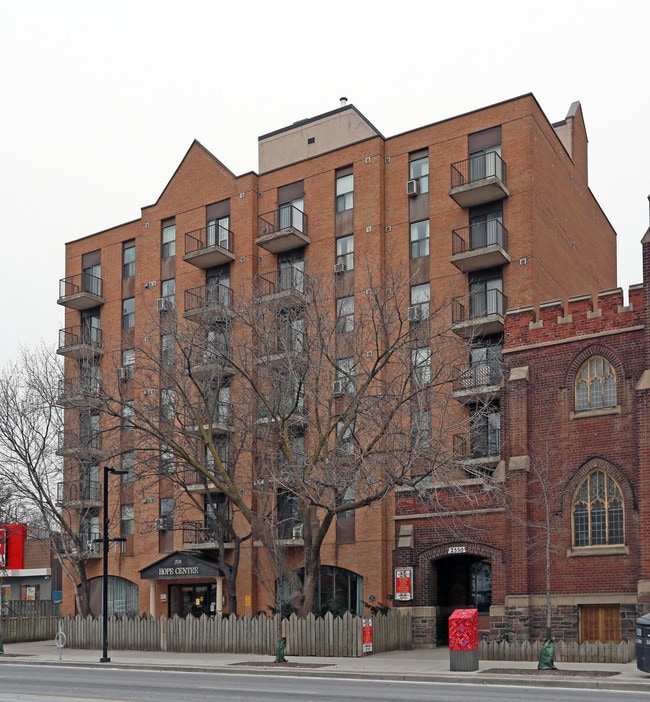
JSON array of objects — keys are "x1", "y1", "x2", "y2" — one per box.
[{"x1": 1, "y1": 640, "x2": 650, "y2": 692}]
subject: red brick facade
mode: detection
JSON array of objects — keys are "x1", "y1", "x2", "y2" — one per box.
[{"x1": 57, "y1": 95, "x2": 620, "y2": 636}]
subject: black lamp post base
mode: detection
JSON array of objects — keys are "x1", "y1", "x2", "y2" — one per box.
[{"x1": 99, "y1": 656, "x2": 111, "y2": 663}]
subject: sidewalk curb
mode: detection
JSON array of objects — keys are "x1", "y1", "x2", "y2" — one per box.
[{"x1": 1, "y1": 656, "x2": 649, "y2": 692}]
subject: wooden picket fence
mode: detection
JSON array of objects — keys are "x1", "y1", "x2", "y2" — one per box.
[
  {"x1": 60, "y1": 610, "x2": 412, "y2": 657},
  {"x1": 0, "y1": 616, "x2": 60, "y2": 643},
  {"x1": 479, "y1": 638, "x2": 636, "y2": 663}
]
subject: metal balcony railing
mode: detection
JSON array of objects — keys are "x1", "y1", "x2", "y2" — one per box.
[
  {"x1": 258, "y1": 205, "x2": 308, "y2": 237},
  {"x1": 454, "y1": 428, "x2": 501, "y2": 461},
  {"x1": 57, "y1": 480, "x2": 101, "y2": 503},
  {"x1": 452, "y1": 220, "x2": 508, "y2": 255},
  {"x1": 58, "y1": 272, "x2": 103, "y2": 299},
  {"x1": 184, "y1": 402, "x2": 233, "y2": 432},
  {"x1": 181, "y1": 520, "x2": 231, "y2": 545},
  {"x1": 450, "y1": 152, "x2": 507, "y2": 189},
  {"x1": 452, "y1": 288, "x2": 507, "y2": 324},
  {"x1": 58, "y1": 324, "x2": 103, "y2": 350},
  {"x1": 184, "y1": 282, "x2": 233, "y2": 315},
  {"x1": 57, "y1": 377, "x2": 101, "y2": 402},
  {"x1": 256, "y1": 266, "x2": 305, "y2": 298},
  {"x1": 57, "y1": 428, "x2": 101, "y2": 454},
  {"x1": 184, "y1": 225, "x2": 234, "y2": 256},
  {"x1": 453, "y1": 359, "x2": 504, "y2": 392}
]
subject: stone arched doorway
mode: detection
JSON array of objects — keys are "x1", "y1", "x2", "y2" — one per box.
[{"x1": 433, "y1": 554, "x2": 491, "y2": 644}]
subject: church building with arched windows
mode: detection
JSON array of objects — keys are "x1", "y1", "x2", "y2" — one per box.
[{"x1": 393, "y1": 225, "x2": 650, "y2": 646}]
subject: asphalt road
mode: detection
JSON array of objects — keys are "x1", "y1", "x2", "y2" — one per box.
[{"x1": 0, "y1": 664, "x2": 647, "y2": 702}]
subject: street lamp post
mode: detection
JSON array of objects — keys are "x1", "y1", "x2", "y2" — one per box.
[{"x1": 99, "y1": 466, "x2": 127, "y2": 663}]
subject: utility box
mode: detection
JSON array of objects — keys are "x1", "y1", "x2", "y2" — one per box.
[
  {"x1": 449, "y1": 608, "x2": 479, "y2": 672},
  {"x1": 636, "y1": 613, "x2": 650, "y2": 673}
]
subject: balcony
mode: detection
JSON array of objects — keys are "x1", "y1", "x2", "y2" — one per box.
[
  {"x1": 256, "y1": 205, "x2": 310, "y2": 253},
  {"x1": 183, "y1": 283, "x2": 234, "y2": 323},
  {"x1": 451, "y1": 289, "x2": 507, "y2": 338},
  {"x1": 57, "y1": 273, "x2": 104, "y2": 310},
  {"x1": 190, "y1": 350, "x2": 236, "y2": 380},
  {"x1": 452, "y1": 359, "x2": 504, "y2": 403},
  {"x1": 450, "y1": 221, "x2": 511, "y2": 273},
  {"x1": 57, "y1": 480, "x2": 102, "y2": 508},
  {"x1": 255, "y1": 266, "x2": 307, "y2": 308},
  {"x1": 184, "y1": 403, "x2": 234, "y2": 435},
  {"x1": 56, "y1": 377, "x2": 102, "y2": 409},
  {"x1": 181, "y1": 520, "x2": 234, "y2": 550},
  {"x1": 57, "y1": 325, "x2": 103, "y2": 359},
  {"x1": 56, "y1": 429, "x2": 103, "y2": 459},
  {"x1": 449, "y1": 152, "x2": 509, "y2": 208},
  {"x1": 79, "y1": 534, "x2": 102, "y2": 559},
  {"x1": 453, "y1": 429, "x2": 501, "y2": 477},
  {"x1": 183, "y1": 226, "x2": 235, "y2": 269}
]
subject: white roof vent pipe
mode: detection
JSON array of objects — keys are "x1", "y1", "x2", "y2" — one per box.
[{"x1": 340, "y1": 96, "x2": 348, "y2": 107}]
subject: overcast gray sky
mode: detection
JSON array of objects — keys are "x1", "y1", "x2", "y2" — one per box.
[{"x1": 1, "y1": 0, "x2": 647, "y2": 366}]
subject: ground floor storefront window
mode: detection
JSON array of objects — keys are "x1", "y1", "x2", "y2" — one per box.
[{"x1": 168, "y1": 582, "x2": 217, "y2": 617}]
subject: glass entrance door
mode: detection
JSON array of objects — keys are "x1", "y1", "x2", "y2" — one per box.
[{"x1": 168, "y1": 583, "x2": 217, "y2": 617}]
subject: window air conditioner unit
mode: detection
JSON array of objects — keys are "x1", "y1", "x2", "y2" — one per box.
[
  {"x1": 332, "y1": 379, "x2": 345, "y2": 396},
  {"x1": 118, "y1": 367, "x2": 129, "y2": 382},
  {"x1": 406, "y1": 179, "x2": 419, "y2": 197},
  {"x1": 292, "y1": 523, "x2": 304, "y2": 539},
  {"x1": 157, "y1": 297, "x2": 174, "y2": 312},
  {"x1": 408, "y1": 305, "x2": 423, "y2": 322},
  {"x1": 155, "y1": 517, "x2": 170, "y2": 532},
  {"x1": 334, "y1": 262, "x2": 347, "y2": 273}
]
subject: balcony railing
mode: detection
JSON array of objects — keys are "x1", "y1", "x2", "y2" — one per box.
[
  {"x1": 57, "y1": 428, "x2": 102, "y2": 456},
  {"x1": 57, "y1": 325, "x2": 103, "y2": 358},
  {"x1": 451, "y1": 289, "x2": 507, "y2": 337},
  {"x1": 184, "y1": 402, "x2": 233, "y2": 433},
  {"x1": 183, "y1": 226, "x2": 235, "y2": 268},
  {"x1": 454, "y1": 428, "x2": 501, "y2": 471},
  {"x1": 256, "y1": 206, "x2": 310, "y2": 253},
  {"x1": 256, "y1": 266, "x2": 306, "y2": 305},
  {"x1": 449, "y1": 152, "x2": 509, "y2": 208},
  {"x1": 184, "y1": 283, "x2": 234, "y2": 321},
  {"x1": 57, "y1": 377, "x2": 101, "y2": 407},
  {"x1": 57, "y1": 480, "x2": 101, "y2": 504},
  {"x1": 181, "y1": 520, "x2": 233, "y2": 547},
  {"x1": 58, "y1": 273, "x2": 104, "y2": 310},
  {"x1": 451, "y1": 220, "x2": 511, "y2": 273},
  {"x1": 452, "y1": 359, "x2": 504, "y2": 400}
]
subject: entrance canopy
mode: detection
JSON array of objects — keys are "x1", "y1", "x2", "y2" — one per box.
[{"x1": 140, "y1": 551, "x2": 222, "y2": 580}]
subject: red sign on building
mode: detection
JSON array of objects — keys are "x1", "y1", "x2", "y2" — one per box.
[
  {"x1": 394, "y1": 568, "x2": 413, "y2": 601},
  {"x1": 362, "y1": 618, "x2": 373, "y2": 653}
]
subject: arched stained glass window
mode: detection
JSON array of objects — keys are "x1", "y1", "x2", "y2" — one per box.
[
  {"x1": 575, "y1": 356, "x2": 616, "y2": 411},
  {"x1": 572, "y1": 470, "x2": 624, "y2": 547}
]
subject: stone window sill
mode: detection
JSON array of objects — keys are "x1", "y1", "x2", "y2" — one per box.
[
  {"x1": 570, "y1": 405, "x2": 620, "y2": 420},
  {"x1": 566, "y1": 544, "x2": 628, "y2": 557}
]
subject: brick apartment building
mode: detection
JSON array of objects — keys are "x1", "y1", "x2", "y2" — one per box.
[{"x1": 56, "y1": 94, "x2": 618, "y2": 634}]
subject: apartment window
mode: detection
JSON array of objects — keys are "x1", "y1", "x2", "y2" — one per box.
[
  {"x1": 277, "y1": 489, "x2": 301, "y2": 540},
  {"x1": 410, "y1": 284, "x2": 430, "y2": 320},
  {"x1": 122, "y1": 401, "x2": 135, "y2": 431},
  {"x1": 160, "y1": 443, "x2": 175, "y2": 475},
  {"x1": 411, "y1": 347, "x2": 431, "y2": 386},
  {"x1": 207, "y1": 439, "x2": 229, "y2": 474},
  {"x1": 121, "y1": 451, "x2": 135, "y2": 483},
  {"x1": 161, "y1": 278, "x2": 175, "y2": 306},
  {"x1": 122, "y1": 297, "x2": 135, "y2": 329},
  {"x1": 278, "y1": 181, "x2": 304, "y2": 232},
  {"x1": 160, "y1": 497, "x2": 175, "y2": 530},
  {"x1": 337, "y1": 420, "x2": 355, "y2": 457},
  {"x1": 469, "y1": 406, "x2": 500, "y2": 458},
  {"x1": 81, "y1": 250, "x2": 102, "y2": 295},
  {"x1": 161, "y1": 388, "x2": 175, "y2": 422},
  {"x1": 575, "y1": 356, "x2": 617, "y2": 411},
  {"x1": 469, "y1": 270, "x2": 504, "y2": 317},
  {"x1": 468, "y1": 126, "x2": 503, "y2": 181},
  {"x1": 161, "y1": 219, "x2": 176, "y2": 258},
  {"x1": 336, "y1": 296, "x2": 354, "y2": 334},
  {"x1": 122, "y1": 348, "x2": 135, "y2": 379},
  {"x1": 206, "y1": 200, "x2": 231, "y2": 249},
  {"x1": 336, "y1": 357, "x2": 356, "y2": 394},
  {"x1": 123, "y1": 241, "x2": 135, "y2": 279},
  {"x1": 336, "y1": 169, "x2": 354, "y2": 212},
  {"x1": 336, "y1": 235, "x2": 354, "y2": 271},
  {"x1": 120, "y1": 504, "x2": 134, "y2": 536},
  {"x1": 410, "y1": 220, "x2": 430, "y2": 258},
  {"x1": 411, "y1": 408, "x2": 431, "y2": 448},
  {"x1": 161, "y1": 333, "x2": 174, "y2": 367},
  {"x1": 469, "y1": 203, "x2": 503, "y2": 250},
  {"x1": 573, "y1": 470, "x2": 624, "y2": 547},
  {"x1": 409, "y1": 152, "x2": 429, "y2": 194}
]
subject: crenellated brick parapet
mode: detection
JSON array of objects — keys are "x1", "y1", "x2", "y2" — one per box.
[{"x1": 505, "y1": 284, "x2": 645, "y2": 350}]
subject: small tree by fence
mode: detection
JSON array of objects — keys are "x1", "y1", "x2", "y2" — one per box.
[
  {"x1": 479, "y1": 638, "x2": 635, "y2": 663},
  {"x1": 60, "y1": 610, "x2": 412, "y2": 657}
]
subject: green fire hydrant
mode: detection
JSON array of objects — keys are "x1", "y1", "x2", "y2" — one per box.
[
  {"x1": 274, "y1": 636, "x2": 287, "y2": 663},
  {"x1": 0, "y1": 630, "x2": 4, "y2": 654}
]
